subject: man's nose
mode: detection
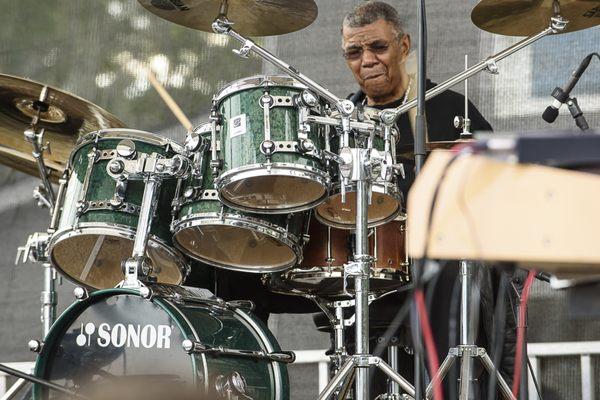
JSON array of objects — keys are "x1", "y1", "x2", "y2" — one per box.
[{"x1": 361, "y1": 49, "x2": 379, "y2": 66}]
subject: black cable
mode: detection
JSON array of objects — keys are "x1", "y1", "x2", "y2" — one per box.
[
  {"x1": 486, "y1": 271, "x2": 509, "y2": 400},
  {"x1": 527, "y1": 356, "x2": 544, "y2": 400}
]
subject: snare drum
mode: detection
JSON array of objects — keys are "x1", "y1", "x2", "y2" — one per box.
[
  {"x1": 272, "y1": 217, "x2": 410, "y2": 297},
  {"x1": 172, "y1": 124, "x2": 307, "y2": 273},
  {"x1": 315, "y1": 129, "x2": 404, "y2": 229},
  {"x1": 213, "y1": 75, "x2": 330, "y2": 213},
  {"x1": 48, "y1": 129, "x2": 188, "y2": 290}
]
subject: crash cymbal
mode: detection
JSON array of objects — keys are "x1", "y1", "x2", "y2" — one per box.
[
  {"x1": 471, "y1": 0, "x2": 600, "y2": 36},
  {"x1": 0, "y1": 73, "x2": 125, "y2": 183},
  {"x1": 137, "y1": 0, "x2": 318, "y2": 36}
]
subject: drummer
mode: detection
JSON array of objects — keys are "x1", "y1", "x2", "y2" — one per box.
[{"x1": 336, "y1": 1, "x2": 516, "y2": 397}]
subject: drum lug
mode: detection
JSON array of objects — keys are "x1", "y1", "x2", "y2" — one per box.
[
  {"x1": 259, "y1": 92, "x2": 274, "y2": 142},
  {"x1": 28, "y1": 339, "x2": 43, "y2": 353},
  {"x1": 260, "y1": 140, "x2": 275, "y2": 156},
  {"x1": 73, "y1": 286, "x2": 88, "y2": 300}
]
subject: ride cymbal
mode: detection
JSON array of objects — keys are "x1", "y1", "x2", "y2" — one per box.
[
  {"x1": 0, "y1": 73, "x2": 125, "y2": 182},
  {"x1": 137, "y1": 0, "x2": 318, "y2": 36},
  {"x1": 472, "y1": 0, "x2": 600, "y2": 36}
]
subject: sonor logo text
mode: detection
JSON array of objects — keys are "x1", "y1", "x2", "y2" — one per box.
[{"x1": 76, "y1": 322, "x2": 172, "y2": 349}]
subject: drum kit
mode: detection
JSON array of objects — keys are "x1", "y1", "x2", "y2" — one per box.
[{"x1": 0, "y1": 0, "x2": 597, "y2": 400}]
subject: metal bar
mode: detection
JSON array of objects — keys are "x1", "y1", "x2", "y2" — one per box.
[
  {"x1": 460, "y1": 261, "x2": 474, "y2": 345},
  {"x1": 480, "y1": 351, "x2": 516, "y2": 400},
  {"x1": 380, "y1": 26, "x2": 555, "y2": 125},
  {"x1": 317, "y1": 358, "x2": 355, "y2": 400},
  {"x1": 0, "y1": 364, "x2": 88, "y2": 400},
  {"x1": 426, "y1": 353, "x2": 457, "y2": 399},
  {"x1": 528, "y1": 356, "x2": 540, "y2": 400},
  {"x1": 0, "y1": 378, "x2": 27, "y2": 400},
  {"x1": 27, "y1": 132, "x2": 56, "y2": 209},
  {"x1": 375, "y1": 358, "x2": 416, "y2": 398},
  {"x1": 318, "y1": 362, "x2": 330, "y2": 393},
  {"x1": 354, "y1": 177, "x2": 370, "y2": 400},
  {"x1": 458, "y1": 348, "x2": 473, "y2": 400},
  {"x1": 132, "y1": 177, "x2": 160, "y2": 259},
  {"x1": 41, "y1": 263, "x2": 57, "y2": 337},
  {"x1": 581, "y1": 355, "x2": 594, "y2": 400},
  {"x1": 527, "y1": 341, "x2": 600, "y2": 356},
  {"x1": 388, "y1": 345, "x2": 400, "y2": 396},
  {"x1": 222, "y1": 25, "x2": 341, "y2": 107}
]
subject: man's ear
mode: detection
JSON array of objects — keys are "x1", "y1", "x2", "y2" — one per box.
[{"x1": 401, "y1": 34, "x2": 411, "y2": 59}]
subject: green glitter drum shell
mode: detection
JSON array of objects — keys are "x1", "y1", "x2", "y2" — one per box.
[
  {"x1": 215, "y1": 76, "x2": 330, "y2": 212},
  {"x1": 48, "y1": 131, "x2": 187, "y2": 290}
]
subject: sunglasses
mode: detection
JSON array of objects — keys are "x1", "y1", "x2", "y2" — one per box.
[{"x1": 342, "y1": 35, "x2": 404, "y2": 61}]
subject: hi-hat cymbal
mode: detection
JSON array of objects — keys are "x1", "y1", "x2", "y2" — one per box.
[
  {"x1": 137, "y1": 0, "x2": 318, "y2": 36},
  {"x1": 0, "y1": 73, "x2": 125, "y2": 182},
  {"x1": 472, "y1": 0, "x2": 600, "y2": 36}
]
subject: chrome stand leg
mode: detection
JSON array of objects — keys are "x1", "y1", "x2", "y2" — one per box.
[
  {"x1": 0, "y1": 379, "x2": 28, "y2": 400},
  {"x1": 319, "y1": 359, "x2": 356, "y2": 400},
  {"x1": 387, "y1": 345, "x2": 400, "y2": 397},
  {"x1": 41, "y1": 263, "x2": 57, "y2": 338}
]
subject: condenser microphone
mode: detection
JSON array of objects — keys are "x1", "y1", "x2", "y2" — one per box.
[{"x1": 542, "y1": 53, "x2": 595, "y2": 123}]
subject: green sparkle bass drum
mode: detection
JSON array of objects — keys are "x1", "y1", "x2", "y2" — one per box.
[
  {"x1": 47, "y1": 129, "x2": 188, "y2": 289},
  {"x1": 213, "y1": 75, "x2": 330, "y2": 213},
  {"x1": 171, "y1": 124, "x2": 307, "y2": 273},
  {"x1": 33, "y1": 285, "x2": 291, "y2": 400}
]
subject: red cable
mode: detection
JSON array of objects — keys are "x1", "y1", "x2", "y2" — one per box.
[
  {"x1": 511, "y1": 270, "x2": 537, "y2": 397},
  {"x1": 415, "y1": 289, "x2": 443, "y2": 400}
]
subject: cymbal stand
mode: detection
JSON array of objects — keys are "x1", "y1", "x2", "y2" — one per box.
[
  {"x1": 378, "y1": 16, "x2": 568, "y2": 126},
  {"x1": 23, "y1": 85, "x2": 56, "y2": 211},
  {"x1": 9, "y1": 174, "x2": 68, "y2": 400},
  {"x1": 453, "y1": 55, "x2": 472, "y2": 139},
  {"x1": 107, "y1": 153, "x2": 188, "y2": 289},
  {"x1": 424, "y1": 261, "x2": 515, "y2": 400}
]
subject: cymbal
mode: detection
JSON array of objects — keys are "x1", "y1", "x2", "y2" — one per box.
[
  {"x1": 0, "y1": 73, "x2": 125, "y2": 183},
  {"x1": 471, "y1": 0, "x2": 600, "y2": 36},
  {"x1": 137, "y1": 0, "x2": 318, "y2": 36}
]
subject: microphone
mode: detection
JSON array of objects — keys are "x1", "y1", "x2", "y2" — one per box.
[{"x1": 542, "y1": 53, "x2": 595, "y2": 123}]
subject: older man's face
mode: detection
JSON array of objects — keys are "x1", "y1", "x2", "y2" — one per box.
[{"x1": 342, "y1": 19, "x2": 410, "y2": 104}]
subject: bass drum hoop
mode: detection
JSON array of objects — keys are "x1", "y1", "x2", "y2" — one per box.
[
  {"x1": 172, "y1": 212, "x2": 303, "y2": 273},
  {"x1": 216, "y1": 163, "x2": 331, "y2": 214},
  {"x1": 48, "y1": 223, "x2": 189, "y2": 289}
]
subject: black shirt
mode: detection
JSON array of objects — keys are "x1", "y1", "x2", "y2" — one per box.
[{"x1": 351, "y1": 80, "x2": 493, "y2": 198}]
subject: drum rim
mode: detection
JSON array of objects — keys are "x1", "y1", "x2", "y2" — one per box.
[
  {"x1": 172, "y1": 212, "x2": 302, "y2": 273},
  {"x1": 214, "y1": 74, "x2": 307, "y2": 103},
  {"x1": 216, "y1": 162, "x2": 331, "y2": 214},
  {"x1": 72, "y1": 128, "x2": 185, "y2": 159},
  {"x1": 314, "y1": 181, "x2": 405, "y2": 229},
  {"x1": 48, "y1": 222, "x2": 189, "y2": 289}
]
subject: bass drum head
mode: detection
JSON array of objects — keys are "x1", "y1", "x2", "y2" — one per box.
[
  {"x1": 173, "y1": 214, "x2": 301, "y2": 273},
  {"x1": 49, "y1": 226, "x2": 187, "y2": 289},
  {"x1": 34, "y1": 287, "x2": 288, "y2": 400}
]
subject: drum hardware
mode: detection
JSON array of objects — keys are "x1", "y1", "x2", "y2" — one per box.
[
  {"x1": 453, "y1": 55, "x2": 473, "y2": 140},
  {"x1": 425, "y1": 261, "x2": 516, "y2": 400},
  {"x1": 182, "y1": 339, "x2": 296, "y2": 363},
  {"x1": 216, "y1": 371, "x2": 252, "y2": 400},
  {"x1": 377, "y1": 16, "x2": 569, "y2": 128},
  {"x1": 110, "y1": 152, "x2": 189, "y2": 288}
]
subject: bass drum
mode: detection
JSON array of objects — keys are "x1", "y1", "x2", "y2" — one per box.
[{"x1": 33, "y1": 286, "x2": 289, "y2": 400}]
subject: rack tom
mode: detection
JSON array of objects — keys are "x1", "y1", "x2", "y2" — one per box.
[
  {"x1": 315, "y1": 130, "x2": 404, "y2": 229},
  {"x1": 213, "y1": 75, "x2": 330, "y2": 213},
  {"x1": 172, "y1": 124, "x2": 306, "y2": 273},
  {"x1": 48, "y1": 129, "x2": 188, "y2": 290}
]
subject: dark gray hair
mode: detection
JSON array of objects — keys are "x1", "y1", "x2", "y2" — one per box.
[{"x1": 342, "y1": 1, "x2": 404, "y2": 35}]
